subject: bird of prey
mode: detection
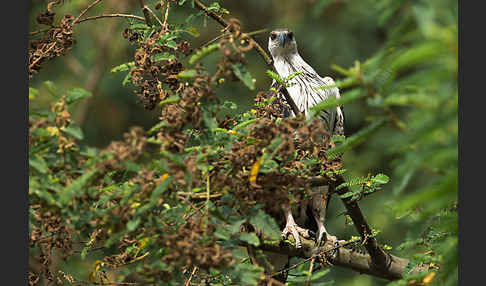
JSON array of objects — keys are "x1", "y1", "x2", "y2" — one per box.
[{"x1": 268, "y1": 28, "x2": 344, "y2": 248}]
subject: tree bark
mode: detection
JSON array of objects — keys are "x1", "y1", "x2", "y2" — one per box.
[{"x1": 246, "y1": 236, "x2": 428, "y2": 281}]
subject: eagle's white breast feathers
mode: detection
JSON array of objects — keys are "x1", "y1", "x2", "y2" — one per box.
[{"x1": 272, "y1": 53, "x2": 344, "y2": 136}]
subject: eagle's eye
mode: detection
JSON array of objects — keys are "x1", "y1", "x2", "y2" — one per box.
[
  {"x1": 270, "y1": 33, "x2": 277, "y2": 40},
  {"x1": 288, "y1": 32, "x2": 293, "y2": 40}
]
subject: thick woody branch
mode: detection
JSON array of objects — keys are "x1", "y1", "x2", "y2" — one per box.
[
  {"x1": 294, "y1": 174, "x2": 394, "y2": 272},
  {"x1": 258, "y1": 173, "x2": 428, "y2": 280},
  {"x1": 246, "y1": 236, "x2": 427, "y2": 281},
  {"x1": 331, "y1": 174, "x2": 392, "y2": 274}
]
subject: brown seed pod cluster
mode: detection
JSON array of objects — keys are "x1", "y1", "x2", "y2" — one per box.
[
  {"x1": 99, "y1": 126, "x2": 148, "y2": 171},
  {"x1": 28, "y1": 272, "x2": 40, "y2": 286},
  {"x1": 51, "y1": 97, "x2": 78, "y2": 154},
  {"x1": 254, "y1": 91, "x2": 290, "y2": 119},
  {"x1": 29, "y1": 14, "x2": 75, "y2": 78},
  {"x1": 161, "y1": 217, "x2": 235, "y2": 270},
  {"x1": 29, "y1": 96, "x2": 80, "y2": 155},
  {"x1": 30, "y1": 206, "x2": 74, "y2": 284},
  {"x1": 125, "y1": 28, "x2": 188, "y2": 110},
  {"x1": 216, "y1": 32, "x2": 250, "y2": 82}
]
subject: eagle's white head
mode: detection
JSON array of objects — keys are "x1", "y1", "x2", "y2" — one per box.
[{"x1": 268, "y1": 28, "x2": 298, "y2": 58}]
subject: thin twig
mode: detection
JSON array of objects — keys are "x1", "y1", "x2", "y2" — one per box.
[
  {"x1": 145, "y1": 5, "x2": 164, "y2": 27},
  {"x1": 29, "y1": 42, "x2": 57, "y2": 69},
  {"x1": 184, "y1": 266, "x2": 198, "y2": 286},
  {"x1": 76, "y1": 14, "x2": 145, "y2": 24},
  {"x1": 180, "y1": 196, "x2": 206, "y2": 221},
  {"x1": 193, "y1": 0, "x2": 227, "y2": 28},
  {"x1": 73, "y1": 246, "x2": 105, "y2": 254},
  {"x1": 205, "y1": 173, "x2": 210, "y2": 214},
  {"x1": 138, "y1": 0, "x2": 153, "y2": 27},
  {"x1": 305, "y1": 257, "x2": 316, "y2": 286},
  {"x1": 72, "y1": 279, "x2": 143, "y2": 285},
  {"x1": 163, "y1": 0, "x2": 170, "y2": 29},
  {"x1": 138, "y1": 0, "x2": 163, "y2": 27},
  {"x1": 201, "y1": 28, "x2": 267, "y2": 49},
  {"x1": 73, "y1": 0, "x2": 103, "y2": 24},
  {"x1": 30, "y1": 28, "x2": 53, "y2": 37}
]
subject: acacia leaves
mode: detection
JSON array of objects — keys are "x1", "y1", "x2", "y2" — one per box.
[
  {"x1": 248, "y1": 208, "x2": 281, "y2": 241},
  {"x1": 232, "y1": 62, "x2": 255, "y2": 90},
  {"x1": 338, "y1": 173, "x2": 390, "y2": 202}
]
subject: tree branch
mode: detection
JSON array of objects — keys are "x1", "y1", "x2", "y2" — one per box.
[
  {"x1": 331, "y1": 174, "x2": 391, "y2": 274},
  {"x1": 73, "y1": 0, "x2": 103, "y2": 24},
  {"x1": 76, "y1": 14, "x2": 145, "y2": 24},
  {"x1": 245, "y1": 236, "x2": 427, "y2": 281}
]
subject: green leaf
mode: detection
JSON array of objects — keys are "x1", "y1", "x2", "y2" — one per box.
[
  {"x1": 165, "y1": 40, "x2": 178, "y2": 49},
  {"x1": 373, "y1": 173, "x2": 390, "y2": 185},
  {"x1": 158, "y1": 95, "x2": 180, "y2": 107},
  {"x1": 43, "y1": 81, "x2": 59, "y2": 98},
  {"x1": 336, "y1": 175, "x2": 369, "y2": 191},
  {"x1": 152, "y1": 52, "x2": 176, "y2": 63},
  {"x1": 80, "y1": 247, "x2": 89, "y2": 260},
  {"x1": 310, "y1": 89, "x2": 364, "y2": 118},
  {"x1": 232, "y1": 63, "x2": 255, "y2": 90},
  {"x1": 177, "y1": 69, "x2": 198, "y2": 79},
  {"x1": 148, "y1": 121, "x2": 169, "y2": 135},
  {"x1": 66, "y1": 88, "x2": 92, "y2": 104},
  {"x1": 228, "y1": 219, "x2": 246, "y2": 234},
  {"x1": 202, "y1": 107, "x2": 218, "y2": 131},
  {"x1": 111, "y1": 62, "x2": 134, "y2": 73},
  {"x1": 59, "y1": 169, "x2": 97, "y2": 206},
  {"x1": 326, "y1": 118, "x2": 387, "y2": 160},
  {"x1": 239, "y1": 232, "x2": 260, "y2": 246},
  {"x1": 189, "y1": 43, "x2": 219, "y2": 65},
  {"x1": 129, "y1": 23, "x2": 150, "y2": 30},
  {"x1": 122, "y1": 72, "x2": 132, "y2": 86},
  {"x1": 233, "y1": 119, "x2": 258, "y2": 131},
  {"x1": 249, "y1": 209, "x2": 281, "y2": 240},
  {"x1": 266, "y1": 70, "x2": 283, "y2": 83},
  {"x1": 229, "y1": 263, "x2": 263, "y2": 286},
  {"x1": 29, "y1": 155, "x2": 49, "y2": 174},
  {"x1": 150, "y1": 175, "x2": 172, "y2": 202},
  {"x1": 62, "y1": 125, "x2": 84, "y2": 140},
  {"x1": 127, "y1": 218, "x2": 141, "y2": 232},
  {"x1": 29, "y1": 87, "x2": 39, "y2": 100}
]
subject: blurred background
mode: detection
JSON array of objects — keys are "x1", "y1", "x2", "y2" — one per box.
[{"x1": 29, "y1": 0, "x2": 458, "y2": 285}]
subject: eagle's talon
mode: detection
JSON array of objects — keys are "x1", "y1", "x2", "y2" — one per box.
[{"x1": 281, "y1": 221, "x2": 312, "y2": 248}]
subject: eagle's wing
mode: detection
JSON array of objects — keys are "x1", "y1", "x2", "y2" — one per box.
[{"x1": 298, "y1": 72, "x2": 344, "y2": 136}]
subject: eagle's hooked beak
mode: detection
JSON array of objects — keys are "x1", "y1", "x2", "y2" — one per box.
[{"x1": 279, "y1": 33, "x2": 286, "y2": 47}]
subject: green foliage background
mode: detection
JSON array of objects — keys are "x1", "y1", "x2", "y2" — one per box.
[{"x1": 29, "y1": 0, "x2": 457, "y2": 285}]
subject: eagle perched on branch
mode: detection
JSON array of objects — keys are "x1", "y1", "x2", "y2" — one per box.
[{"x1": 268, "y1": 28, "x2": 344, "y2": 248}]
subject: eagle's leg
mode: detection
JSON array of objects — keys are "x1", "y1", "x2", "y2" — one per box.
[
  {"x1": 281, "y1": 205, "x2": 313, "y2": 248},
  {"x1": 310, "y1": 188, "x2": 339, "y2": 247}
]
